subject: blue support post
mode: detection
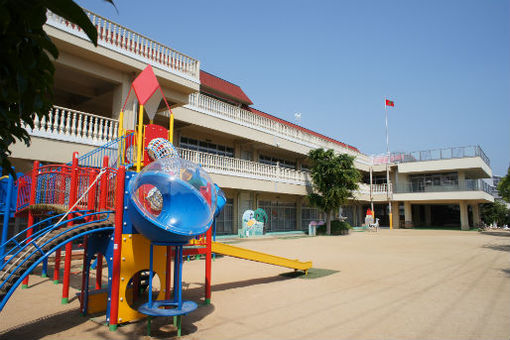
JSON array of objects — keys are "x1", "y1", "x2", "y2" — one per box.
[
  {"x1": 175, "y1": 245, "x2": 183, "y2": 308},
  {"x1": 41, "y1": 257, "x2": 48, "y2": 278},
  {"x1": 148, "y1": 243, "x2": 154, "y2": 308},
  {"x1": 82, "y1": 257, "x2": 91, "y2": 315},
  {"x1": 0, "y1": 174, "x2": 14, "y2": 265}
]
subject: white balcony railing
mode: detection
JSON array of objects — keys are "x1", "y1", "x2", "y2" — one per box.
[
  {"x1": 177, "y1": 147, "x2": 310, "y2": 186},
  {"x1": 358, "y1": 183, "x2": 392, "y2": 196},
  {"x1": 25, "y1": 106, "x2": 118, "y2": 146},
  {"x1": 46, "y1": 9, "x2": 200, "y2": 82},
  {"x1": 372, "y1": 183, "x2": 392, "y2": 194},
  {"x1": 186, "y1": 93, "x2": 372, "y2": 164}
]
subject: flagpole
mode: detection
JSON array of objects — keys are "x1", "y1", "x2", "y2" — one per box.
[{"x1": 385, "y1": 100, "x2": 393, "y2": 230}]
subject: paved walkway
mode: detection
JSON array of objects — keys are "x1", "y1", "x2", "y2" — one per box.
[{"x1": 1, "y1": 229, "x2": 509, "y2": 339}]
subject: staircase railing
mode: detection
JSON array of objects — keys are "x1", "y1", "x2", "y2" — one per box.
[
  {"x1": 0, "y1": 211, "x2": 113, "y2": 290},
  {"x1": 74, "y1": 132, "x2": 135, "y2": 169}
]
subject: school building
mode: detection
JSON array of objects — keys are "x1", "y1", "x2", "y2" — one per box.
[{"x1": 8, "y1": 8, "x2": 494, "y2": 234}]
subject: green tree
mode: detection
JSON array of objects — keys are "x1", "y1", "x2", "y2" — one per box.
[
  {"x1": 0, "y1": 0, "x2": 113, "y2": 177},
  {"x1": 481, "y1": 201, "x2": 510, "y2": 226},
  {"x1": 307, "y1": 148, "x2": 361, "y2": 235},
  {"x1": 497, "y1": 167, "x2": 510, "y2": 202}
]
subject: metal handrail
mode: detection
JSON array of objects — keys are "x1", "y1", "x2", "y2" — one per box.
[
  {"x1": 0, "y1": 210, "x2": 108, "y2": 273},
  {"x1": 388, "y1": 145, "x2": 490, "y2": 166},
  {"x1": 394, "y1": 179, "x2": 493, "y2": 194},
  {"x1": 0, "y1": 225, "x2": 114, "y2": 312},
  {"x1": 0, "y1": 211, "x2": 113, "y2": 292}
]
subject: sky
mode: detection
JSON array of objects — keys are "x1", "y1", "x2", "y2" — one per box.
[{"x1": 77, "y1": 0, "x2": 510, "y2": 175}]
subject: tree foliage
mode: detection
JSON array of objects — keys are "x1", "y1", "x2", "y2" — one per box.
[
  {"x1": 497, "y1": 167, "x2": 510, "y2": 203},
  {"x1": 0, "y1": 0, "x2": 109, "y2": 177},
  {"x1": 307, "y1": 148, "x2": 361, "y2": 234},
  {"x1": 480, "y1": 201, "x2": 510, "y2": 226}
]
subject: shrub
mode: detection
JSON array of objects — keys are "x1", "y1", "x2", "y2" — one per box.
[{"x1": 317, "y1": 220, "x2": 352, "y2": 235}]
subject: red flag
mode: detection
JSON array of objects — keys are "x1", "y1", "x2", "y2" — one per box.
[
  {"x1": 132, "y1": 65, "x2": 160, "y2": 106},
  {"x1": 385, "y1": 99, "x2": 394, "y2": 107}
]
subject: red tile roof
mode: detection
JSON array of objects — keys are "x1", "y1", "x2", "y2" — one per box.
[
  {"x1": 200, "y1": 71, "x2": 253, "y2": 105},
  {"x1": 247, "y1": 107, "x2": 360, "y2": 153}
]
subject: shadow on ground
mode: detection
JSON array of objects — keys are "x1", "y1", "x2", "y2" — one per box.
[
  {"x1": 0, "y1": 308, "x2": 84, "y2": 340},
  {"x1": 479, "y1": 231, "x2": 510, "y2": 237},
  {"x1": 482, "y1": 243, "x2": 510, "y2": 252},
  {"x1": 279, "y1": 268, "x2": 339, "y2": 280},
  {"x1": 122, "y1": 274, "x2": 298, "y2": 338}
]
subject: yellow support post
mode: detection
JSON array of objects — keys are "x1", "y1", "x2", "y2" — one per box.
[
  {"x1": 136, "y1": 104, "x2": 144, "y2": 173},
  {"x1": 390, "y1": 213, "x2": 393, "y2": 230},
  {"x1": 169, "y1": 113, "x2": 174, "y2": 143},
  {"x1": 118, "y1": 111, "x2": 124, "y2": 137}
]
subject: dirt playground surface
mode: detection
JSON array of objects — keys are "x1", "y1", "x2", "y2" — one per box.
[{"x1": 1, "y1": 229, "x2": 509, "y2": 339}]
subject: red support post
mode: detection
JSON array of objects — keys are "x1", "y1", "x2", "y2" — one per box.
[
  {"x1": 99, "y1": 156, "x2": 109, "y2": 212},
  {"x1": 54, "y1": 165, "x2": 68, "y2": 283},
  {"x1": 205, "y1": 228, "x2": 212, "y2": 304},
  {"x1": 62, "y1": 152, "x2": 79, "y2": 304},
  {"x1": 53, "y1": 248, "x2": 61, "y2": 284},
  {"x1": 22, "y1": 161, "x2": 39, "y2": 288},
  {"x1": 95, "y1": 256, "x2": 103, "y2": 289},
  {"x1": 109, "y1": 166, "x2": 125, "y2": 331},
  {"x1": 86, "y1": 170, "x2": 97, "y2": 219},
  {"x1": 58, "y1": 166, "x2": 66, "y2": 205},
  {"x1": 96, "y1": 156, "x2": 109, "y2": 290},
  {"x1": 53, "y1": 165, "x2": 67, "y2": 284}
]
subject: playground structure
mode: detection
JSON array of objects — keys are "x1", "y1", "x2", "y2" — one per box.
[{"x1": 0, "y1": 66, "x2": 312, "y2": 335}]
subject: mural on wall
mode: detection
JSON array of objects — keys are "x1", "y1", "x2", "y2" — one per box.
[{"x1": 239, "y1": 208, "x2": 268, "y2": 237}]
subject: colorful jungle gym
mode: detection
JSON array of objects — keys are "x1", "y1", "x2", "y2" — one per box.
[{"x1": 0, "y1": 66, "x2": 311, "y2": 335}]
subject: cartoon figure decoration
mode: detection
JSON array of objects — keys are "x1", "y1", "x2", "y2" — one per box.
[{"x1": 239, "y1": 208, "x2": 268, "y2": 237}]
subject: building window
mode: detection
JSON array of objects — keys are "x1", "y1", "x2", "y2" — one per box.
[
  {"x1": 180, "y1": 137, "x2": 234, "y2": 157},
  {"x1": 259, "y1": 155, "x2": 296, "y2": 169},
  {"x1": 258, "y1": 201, "x2": 297, "y2": 232},
  {"x1": 362, "y1": 174, "x2": 388, "y2": 185},
  {"x1": 240, "y1": 150, "x2": 252, "y2": 161},
  {"x1": 409, "y1": 172, "x2": 458, "y2": 192},
  {"x1": 216, "y1": 198, "x2": 234, "y2": 235},
  {"x1": 301, "y1": 206, "x2": 320, "y2": 230}
]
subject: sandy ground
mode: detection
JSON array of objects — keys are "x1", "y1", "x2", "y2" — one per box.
[{"x1": 0, "y1": 229, "x2": 509, "y2": 340}]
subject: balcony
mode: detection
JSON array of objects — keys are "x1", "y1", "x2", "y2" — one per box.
[
  {"x1": 46, "y1": 9, "x2": 200, "y2": 82},
  {"x1": 390, "y1": 146, "x2": 490, "y2": 167},
  {"x1": 358, "y1": 183, "x2": 392, "y2": 201},
  {"x1": 186, "y1": 93, "x2": 372, "y2": 164},
  {"x1": 177, "y1": 148, "x2": 310, "y2": 186},
  {"x1": 25, "y1": 106, "x2": 118, "y2": 146},
  {"x1": 395, "y1": 179, "x2": 493, "y2": 195}
]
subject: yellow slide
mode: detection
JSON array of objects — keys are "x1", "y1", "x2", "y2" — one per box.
[{"x1": 211, "y1": 242, "x2": 312, "y2": 273}]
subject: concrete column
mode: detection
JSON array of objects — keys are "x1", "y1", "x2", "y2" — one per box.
[
  {"x1": 460, "y1": 201, "x2": 469, "y2": 230},
  {"x1": 458, "y1": 171, "x2": 465, "y2": 187},
  {"x1": 234, "y1": 143, "x2": 242, "y2": 158},
  {"x1": 174, "y1": 130, "x2": 181, "y2": 147},
  {"x1": 233, "y1": 191, "x2": 239, "y2": 234},
  {"x1": 471, "y1": 202, "x2": 481, "y2": 227},
  {"x1": 425, "y1": 205, "x2": 432, "y2": 227},
  {"x1": 391, "y1": 201, "x2": 400, "y2": 228},
  {"x1": 404, "y1": 201, "x2": 413, "y2": 228},
  {"x1": 112, "y1": 75, "x2": 134, "y2": 129}
]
